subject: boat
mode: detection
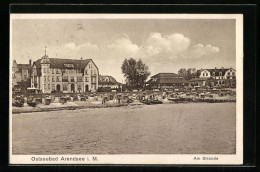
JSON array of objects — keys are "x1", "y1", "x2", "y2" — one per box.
[
  {"x1": 150, "y1": 99, "x2": 163, "y2": 104},
  {"x1": 27, "y1": 99, "x2": 37, "y2": 107},
  {"x1": 168, "y1": 97, "x2": 185, "y2": 102},
  {"x1": 140, "y1": 99, "x2": 151, "y2": 105}
]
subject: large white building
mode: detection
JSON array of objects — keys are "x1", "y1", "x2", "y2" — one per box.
[
  {"x1": 31, "y1": 53, "x2": 99, "y2": 93},
  {"x1": 192, "y1": 67, "x2": 236, "y2": 87}
]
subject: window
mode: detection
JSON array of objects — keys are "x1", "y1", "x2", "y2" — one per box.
[
  {"x1": 52, "y1": 69, "x2": 54, "y2": 74},
  {"x1": 232, "y1": 72, "x2": 235, "y2": 76},
  {"x1": 43, "y1": 68, "x2": 46, "y2": 73},
  {"x1": 47, "y1": 69, "x2": 49, "y2": 73},
  {"x1": 212, "y1": 72, "x2": 215, "y2": 76},
  {"x1": 64, "y1": 64, "x2": 74, "y2": 68},
  {"x1": 85, "y1": 70, "x2": 88, "y2": 75},
  {"x1": 219, "y1": 72, "x2": 222, "y2": 76},
  {"x1": 44, "y1": 84, "x2": 47, "y2": 89},
  {"x1": 56, "y1": 70, "x2": 60, "y2": 74},
  {"x1": 52, "y1": 76, "x2": 55, "y2": 82},
  {"x1": 71, "y1": 77, "x2": 75, "y2": 82},
  {"x1": 48, "y1": 76, "x2": 50, "y2": 81},
  {"x1": 78, "y1": 84, "x2": 82, "y2": 90},
  {"x1": 206, "y1": 73, "x2": 208, "y2": 76},
  {"x1": 203, "y1": 73, "x2": 205, "y2": 76},
  {"x1": 62, "y1": 76, "x2": 68, "y2": 82},
  {"x1": 52, "y1": 84, "x2": 55, "y2": 90},
  {"x1": 89, "y1": 64, "x2": 91, "y2": 68},
  {"x1": 63, "y1": 84, "x2": 68, "y2": 91},
  {"x1": 44, "y1": 76, "x2": 46, "y2": 81},
  {"x1": 56, "y1": 76, "x2": 60, "y2": 82},
  {"x1": 228, "y1": 72, "x2": 230, "y2": 75},
  {"x1": 92, "y1": 77, "x2": 96, "y2": 83},
  {"x1": 77, "y1": 76, "x2": 83, "y2": 82},
  {"x1": 48, "y1": 84, "x2": 50, "y2": 90},
  {"x1": 85, "y1": 77, "x2": 88, "y2": 82}
]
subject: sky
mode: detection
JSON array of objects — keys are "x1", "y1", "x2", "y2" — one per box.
[{"x1": 11, "y1": 19, "x2": 236, "y2": 82}]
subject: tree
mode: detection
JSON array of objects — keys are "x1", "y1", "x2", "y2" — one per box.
[
  {"x1": 186, "y1": 68, "x2": 197, "y2": 80},
  {"x1": 178, "y1": 68, "x2": 187, "y2": 78},
  {"x1": 121, "y1": 58, "x2": 150, "y2": 89},
  {"x1": 178, "y1": 68, "x2": 197, "y2": 80}
]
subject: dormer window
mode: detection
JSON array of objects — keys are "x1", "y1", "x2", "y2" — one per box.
[
  {"x1": 212, "y1": 72, "x2": 215, "y2": 76},
  {"x1": 64, "y1": 64, "x2": 74, "y2": 68},
  {"x1": 219, "y1": 72, "x2": 222, "y2": 76}
]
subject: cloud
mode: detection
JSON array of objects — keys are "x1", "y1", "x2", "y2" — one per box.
[
  {"x1": 64, "y1": 42, "x2": 99, "y2": 50},
  {"x1": 54, "y1": 42, "x2": 99, "y2": 59},
  {"x1": 143, "y1": 32, "x2": 191, "y2": 56},
  {"x1": 107, "y1": 37, "x2": 139, "y2": 57},
  {"x1": 181, "y1": 44, "x2": 220, "y2": 59}
]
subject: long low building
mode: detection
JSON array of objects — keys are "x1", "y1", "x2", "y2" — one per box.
[
  {"x1": 31, "y1": 52, "x2": 99, "y2": 93},
  {"x1": 146, "y1": 73, "x2": 189, "y2": 91}
]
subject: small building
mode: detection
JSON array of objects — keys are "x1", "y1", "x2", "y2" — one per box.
[
  {"x1": 146, "y1": 73, "x2": 189, "y2": 91},
  {"x1": 12, "y1": 60, "x2": 32, "y2": 91},
  {"x1": 188, "y1": 77, "x2": 211, "y2": 88},
  {"x1": 98, "y1": 75, "x2": 121, "y2": 89}
]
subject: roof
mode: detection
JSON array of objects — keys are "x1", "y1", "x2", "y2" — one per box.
[
  {"x1": 197, "y1": 68, "x2": 234, "y2": 76},
  {"x1": 99, "y1": 75, "x2": 121, "y2": 85},
  {"x1": 17, "y1": 64, "x2": 31, "y2": 70},
  {"x1": 189, "y1": 77, "x2": 211, "y2": 82},
  {"x1": 147, "y1": 77, "x2": 188, "y2": 84},
  {"x1": 151, "y1": 73, "x2": 179, "y2": 78},
  {"x1": 16, "y1": 64, "x2": 32, "y2": 73},
  {"x1": 34, "y1": 58, "x2": 92, "y2": 76}
]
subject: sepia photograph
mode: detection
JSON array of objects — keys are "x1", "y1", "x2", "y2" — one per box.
[{"x1": 9, "y1": 14, "x2": 243, "y2": 165}]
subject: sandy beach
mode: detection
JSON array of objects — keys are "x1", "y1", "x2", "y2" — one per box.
[{"x1": 12, "y1": 103, "x2": 236, "y2": 155}]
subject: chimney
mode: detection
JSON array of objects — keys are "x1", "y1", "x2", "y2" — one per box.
[{"x1": 29, "y1": 59, "x2": 32, "y2": 66}]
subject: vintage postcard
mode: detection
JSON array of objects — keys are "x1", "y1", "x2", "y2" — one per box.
[{"x1": 9, "y1": 14, "x2": 243, "y2": 165}]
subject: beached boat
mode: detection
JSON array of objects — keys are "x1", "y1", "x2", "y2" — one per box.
[
  {"x1": 150, "y1": 100, "x2": 163, "y2": 104},
  {"x1": 140, "y1": 99, "x2": 151, "y2": 105},
  {"x1": 167, "y1": 96, "x2": 186, "y2": 102}
]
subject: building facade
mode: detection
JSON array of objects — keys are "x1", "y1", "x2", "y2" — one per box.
[
  {"x1": 12, "y1": 60, "x2": 32, "y2": 90},
  {"x1": 146, "y1": 73, "x2": 189, "y2": 91},
  {"x1": 194, "y1": 67, "x2": 236, "y2": 87},
  {"x1": 31, "y1": 53, "x2": 99, "y2": 93}
]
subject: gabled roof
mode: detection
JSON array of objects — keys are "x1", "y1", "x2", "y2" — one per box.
[
  {"x1": 150, "y1": 73, "x2": 179, "y2": 78},
  {"x1": 17, "y1": 64, "x2": 31, "y2": 70},
  {"x1": 99, "y1": 75, "x2": 121, "y2": 85},
  {"x1": 147, "y1": 73, "x2": 188, "y2": 84},
  {"x1": 16, "y1": 64, "x2": 32, "y2": 73},
  {"x1": 197, "y1": 68, "x2": 234, "y2": 76},
  {"x1": 34, "y1": 58, "x2": 92, "y2": 76}
]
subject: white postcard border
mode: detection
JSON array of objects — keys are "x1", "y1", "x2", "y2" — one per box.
[{"x1": 9, "y1": 14, "x2": 243, "y2": 165}]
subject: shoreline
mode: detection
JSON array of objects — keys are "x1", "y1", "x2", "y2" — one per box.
[{"x1": 12, "y1": 99, "x2": 236, "y2": 114}]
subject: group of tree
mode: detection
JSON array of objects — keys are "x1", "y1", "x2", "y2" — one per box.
[
  {"x1": 178, "y1": 68, "x2": 198, "y2": 80},
  {"x1": 121, "y1": 58, "x2": 150, "y2": 90}
]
